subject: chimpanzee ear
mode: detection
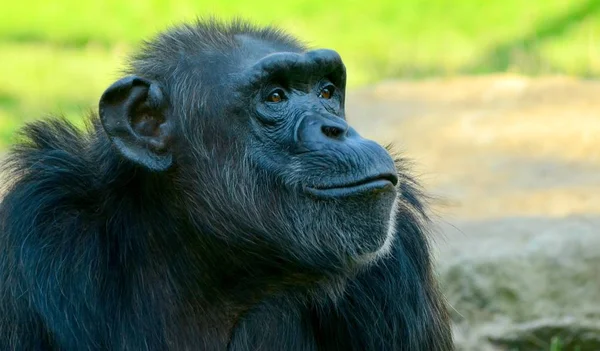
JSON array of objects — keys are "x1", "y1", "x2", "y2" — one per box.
[{"x1": 99, "y1": 76, "x2": 173, "y2": 172}]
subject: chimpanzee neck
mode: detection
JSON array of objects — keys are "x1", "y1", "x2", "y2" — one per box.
[
  {"x1": 94, "y1": 164, "x2": 251, "y2": 345},
  {"x1": 97, "y1": 156, "x2": 330, "y2": 345}
]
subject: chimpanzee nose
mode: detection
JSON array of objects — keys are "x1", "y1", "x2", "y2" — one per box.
[{"x1": 297, "y1": 115, "x2": 349, "y2": 144}]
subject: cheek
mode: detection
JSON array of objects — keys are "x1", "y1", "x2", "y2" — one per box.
[
  {"x1": 245, "y1": 118, "x2": 302, "y2": 178},
  {"x1": 250, "y1": 107, "x2": 298, "y2": 142},
  {"x1": 254, "y1": 103, "x2": 287, "y2": 125}
]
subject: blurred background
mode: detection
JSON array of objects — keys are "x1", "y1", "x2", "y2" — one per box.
[
  {"x1": 1, "y1": 1, "x2": 600, "y2": 350},
  {"x1": 2, "y1": 0, "x2": 600, "y2": 147}
]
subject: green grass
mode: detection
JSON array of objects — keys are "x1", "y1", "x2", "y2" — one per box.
[{"x1": 1, "y1": 0, "x2": 600, "y2": 147}]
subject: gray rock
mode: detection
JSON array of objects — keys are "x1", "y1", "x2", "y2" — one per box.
[
  {"x1": 433, "y1": 215, "x2": 600, "y2": 350},
  {"x1": 486, "y1": 317, "x2": 600, "y2": 351}
]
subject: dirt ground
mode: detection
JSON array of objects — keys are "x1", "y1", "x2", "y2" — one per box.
[
  {"x1": 347, "y1": 75, "x2": 600, "y2": 349},
  {"x1": 347, "y1": 74, "x2": 600, "y2": 221}
]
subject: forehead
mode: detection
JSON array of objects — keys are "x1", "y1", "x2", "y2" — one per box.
[
  {"x1": 228, "y1": 34, "x2": 346, "y2": 89},
  {"x1": 234, "y1": 34, "x2": 304, "y2": 70}
]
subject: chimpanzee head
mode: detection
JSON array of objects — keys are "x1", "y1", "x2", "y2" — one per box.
[{"x1": 98, "y1": 19, "x2": 399, "y2": 275}]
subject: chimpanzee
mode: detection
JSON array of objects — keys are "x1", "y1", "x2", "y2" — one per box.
[{"x1": 0, "y1": 18, "x2": 453, "y2": 350}]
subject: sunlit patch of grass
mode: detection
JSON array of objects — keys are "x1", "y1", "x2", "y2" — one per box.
[
  {"x1": 0, "y1": 42, "x2": 122, "y2": 146},
  {"x1": 2, "y1": 1, "x2": 600, "y2": 146},
  {"x1": 2, "y1": 1, "x2": 600, "y2": 82}
]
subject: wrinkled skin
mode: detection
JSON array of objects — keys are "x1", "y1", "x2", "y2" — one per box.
[{"x1": 0, "y1": 18, "x2": 453, "y2": 350}]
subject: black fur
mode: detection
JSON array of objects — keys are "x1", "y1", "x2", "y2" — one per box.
[{"x1": 0, "y1": 17, "x2": 453, "y2": 350}]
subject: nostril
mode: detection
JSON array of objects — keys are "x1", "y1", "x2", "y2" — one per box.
[
  {"x1": 321, "y1": 125, "x2": 346, "y2": 140},
  {"x1": 296, "y1": 115, "x2": 350, "y2": 144}
]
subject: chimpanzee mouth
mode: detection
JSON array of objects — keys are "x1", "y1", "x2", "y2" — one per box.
[{"x1": 304, "y1": 173, "x2": 398, "y2": 198}]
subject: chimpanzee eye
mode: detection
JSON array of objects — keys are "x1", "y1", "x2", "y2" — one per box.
[
  {"x1": 319, "y1": 85, "x2": 335, "y2": 99},
  {"x1": 267, "y1": 89, "x2": 286, "y2": 103}
]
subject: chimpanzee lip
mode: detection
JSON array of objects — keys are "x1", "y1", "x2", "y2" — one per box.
[{"x1": 304, "y1": 173, "x2": 398, "y2": 198}]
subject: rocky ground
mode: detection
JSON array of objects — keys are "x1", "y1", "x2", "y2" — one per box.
[{"x1": 348, "y1": 75, "x2": 600, "y2": 350}]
